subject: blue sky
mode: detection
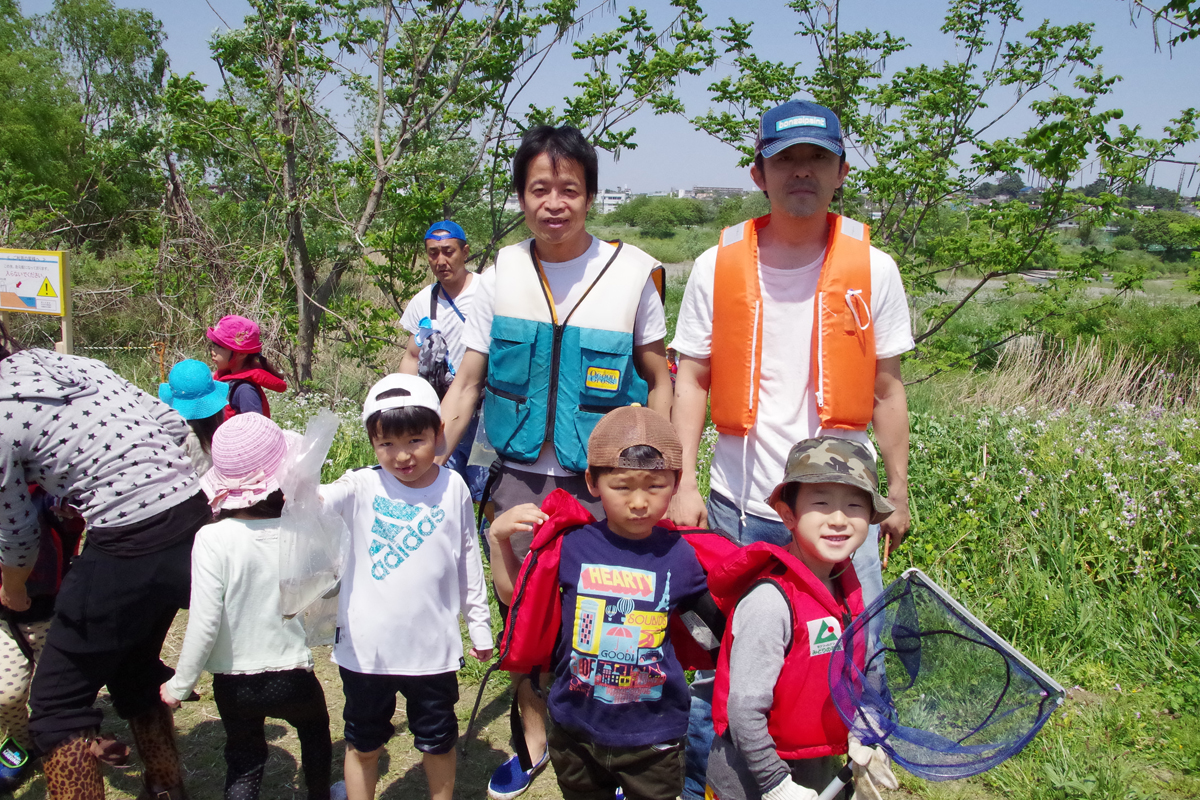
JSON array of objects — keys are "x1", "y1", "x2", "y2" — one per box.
[{"x1": 22, "y1": 0, "x2": 1200, "y2": 193}]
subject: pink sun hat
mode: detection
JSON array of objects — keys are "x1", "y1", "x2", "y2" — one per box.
[
  {"x1": 207, "y1": 315, "x2": 263, "y2": 354},
  {"x1": 201, "y1": 412, "x2": 289, "y2": 511}
]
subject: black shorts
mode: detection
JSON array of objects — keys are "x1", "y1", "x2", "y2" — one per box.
[
  {"x1": 547, "y1": 716, "x2": 686, "y2": 800},
  {"x1": 339, "y1": 668, "x2": 459, "y2": 755}
]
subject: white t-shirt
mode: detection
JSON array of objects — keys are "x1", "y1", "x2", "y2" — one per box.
[
  {"x1": 400, "y1": 275, "x2": 479, "y2": 370},
  {"x1": 670, "y1": 243, "x2": 914, "y2": 520},
  {"x1": 321, "y1": 464, "x2": 492, "y2": 675},
  {"x1": 165, "y1": 517, "x2": 313, "y2": 701},
  {"x1": 463, "y1": 236, "x2": 668, "y2": 476}
]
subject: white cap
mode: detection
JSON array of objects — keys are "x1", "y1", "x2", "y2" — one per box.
[{"x1": 361, "y1": 373, "x2": 442, "y2": 423}]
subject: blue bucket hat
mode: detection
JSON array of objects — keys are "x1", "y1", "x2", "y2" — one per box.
[
  {"x1": 159, "y1": 359, "x2": 230, "y2": 420},
  {"x1": 423, "y1": 220, "x2": 467, "y2": 242},
  {"x1": 756, "y1": 99, "x2": 844, "y2": 158}
]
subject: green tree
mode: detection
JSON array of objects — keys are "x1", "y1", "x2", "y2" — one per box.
[
  {"x1": 688, "y1": 0, "x2": 1198, "y2": 377},
  {"x1": 32, "y1": 0, "x2": 170, "y2": 249},
  {"x1": 997, "y1": 173, "x2": 1025, "y2": 195},
  {"x1": 1081, "y1": 177, "x2": 1109, "y2": 197},
  {"x1": 639, "y1": 203, "x2": 677, "y2": 238},
  {"x1": 165, "y1": 0, "x2": 716, "y2": 381},
  {"x1": 0, "y1": 0, "x2": 81, "y2": 241},
  {"x1": 1126, "y1": 0, "x2": 1200, "y2": 47},
  {"x1": 1132, "y1": 209, "x2": 1200, "y2": 253}
]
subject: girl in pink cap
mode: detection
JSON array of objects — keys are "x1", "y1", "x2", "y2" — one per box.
[
  {"x1": 206, "y1": 315, "x2": 289, "y2": 418},
  {"x1": 162, "y1": 412, "x2": 332, "y2": 800}
]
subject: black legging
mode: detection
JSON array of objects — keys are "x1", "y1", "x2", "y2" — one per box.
[{"x1": 212, "y1": 669, "x2": 332, "y2": 800}]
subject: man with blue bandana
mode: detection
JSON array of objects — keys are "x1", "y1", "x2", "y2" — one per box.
[{"x1": 400, "y1": 220, "x2": 487, "y2": 500}]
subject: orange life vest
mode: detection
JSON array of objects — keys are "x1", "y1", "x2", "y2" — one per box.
[{"x1": 710, "y1": 213, "x2": 875, "y2": 435}]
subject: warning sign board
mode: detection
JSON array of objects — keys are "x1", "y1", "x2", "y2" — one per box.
[{"x1": 0, "y1": 249, "x2": 67, "y2": 317}]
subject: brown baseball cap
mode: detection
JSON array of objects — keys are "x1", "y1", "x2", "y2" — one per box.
[
  {"x1": 766, "y1": 436, "x2": 895, "y2": 524},
  {"x1": 587, "y1": 405, "x2": 683, "y2": 470}
]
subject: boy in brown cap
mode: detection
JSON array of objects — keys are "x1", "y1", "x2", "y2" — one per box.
[{"x1": 489, "y1": 406, "x2": 709, "y2": 800}]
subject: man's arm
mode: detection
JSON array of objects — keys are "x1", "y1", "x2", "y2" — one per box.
[
  {"x1": 668, "y1": 354, "x2": 711, "y2": 526},
  {"x1": 398, "y1": 335, "x2": 420, "y2": 375},
  {"x1": 438, "y1": 349, "x2": 487, "y2": 464},
  {"x1": 872, "y1": 355, "x2": 910, "y2": 563},
  {"x1": 632, "y1": 340, "x2": 672, "y2": 419}
]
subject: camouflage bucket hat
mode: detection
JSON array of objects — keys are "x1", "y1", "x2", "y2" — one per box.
[{"x1": 766, "y1": 436, "x2": 895, "y2": 524}]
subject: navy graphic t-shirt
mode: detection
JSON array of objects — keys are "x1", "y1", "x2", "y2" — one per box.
[{"x1": 548, "y1": 520, "x2": 707, "y2": 747}]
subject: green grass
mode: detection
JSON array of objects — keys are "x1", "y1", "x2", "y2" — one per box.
[{"x1": 590, "y1": 223, "x2": 718, "y2": 264}]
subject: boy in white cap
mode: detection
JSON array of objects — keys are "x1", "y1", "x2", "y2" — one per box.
[{"x1": 320, "y1": 374, "x2": 493, "y2": 800}]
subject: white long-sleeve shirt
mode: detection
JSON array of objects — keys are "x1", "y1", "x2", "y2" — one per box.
[
  {"x1": 321, "y1": 464, "x2": 493, "y2": 675},
  {"x1": 165, "y1": 517, "x2": 313, "y2": 701}
]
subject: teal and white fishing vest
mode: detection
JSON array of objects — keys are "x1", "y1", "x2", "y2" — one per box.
[{"x1": 483, "y1": 239, "x2": 664, "y2": 473}]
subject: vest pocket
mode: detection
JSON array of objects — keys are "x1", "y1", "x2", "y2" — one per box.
[
  {"x1": 577, "y1": 327, "x2": 636, "y2": 402},
  {"x1": 485, "y1": 316, "x2": 542, "y2": 461},
  {"x1": 488, "y1": 317, "x2": 538, "y2": 393}
]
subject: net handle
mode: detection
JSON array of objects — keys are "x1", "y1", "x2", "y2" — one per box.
[
  {"x1": 817, "y1": 763, "x2": 853, "y2": 800},
  {"x1": 900, "y1": 568, "x2": 1066, "y2": 696}
]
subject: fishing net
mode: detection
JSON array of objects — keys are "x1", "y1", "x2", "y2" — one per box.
[{"x1": 828, "y1": 568, "x2": 1064, "y2": 782}]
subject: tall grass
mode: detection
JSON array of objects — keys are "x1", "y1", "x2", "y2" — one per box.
[{"x1": 920, "y1": 335, "x2": 1200, "y2": 412}]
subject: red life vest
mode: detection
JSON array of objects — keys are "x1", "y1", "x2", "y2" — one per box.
[
  {"x1": 464, "y1": 489, "x2": 738, "y2": 764},
  {"x1": 216, "y1": 367, "x2": 288, "y2": 419},
  {"x1": 711, "y1": 542, "x2": 866, "y2": 760},
  {"x1": 495, "y1": 489, "x2": 740, "y2": 675},
  {"x1": 710, "y1": 213, "x2": 875, "y2": 435}
]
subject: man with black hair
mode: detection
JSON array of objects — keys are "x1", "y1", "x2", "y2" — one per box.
[
  {"x1": 670, "y1": 99, "x2": 915, "y2": 800},
  {"x1": 438, "y1": 124, "x2": 672, "y2": 799}
]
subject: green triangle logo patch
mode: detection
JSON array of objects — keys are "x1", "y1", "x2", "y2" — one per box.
[{"x1": 807, "y1": 616, "x2": 842, "y2": 656}]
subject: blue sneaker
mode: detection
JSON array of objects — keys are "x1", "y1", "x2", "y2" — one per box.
[
  {"x1": 487, "y1": 751, "x2": 549, "y2": 800},
  {"x1": 615, "y1": 789, "x2": 625, "y2": 800}
]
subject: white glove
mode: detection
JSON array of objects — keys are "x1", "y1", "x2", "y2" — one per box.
[
  {"x1": 763, "y1": 779, "x2": 819, "y2": 800},
  {"x1": 848, "y1": 735, "x2": 899, "y2": 800}
]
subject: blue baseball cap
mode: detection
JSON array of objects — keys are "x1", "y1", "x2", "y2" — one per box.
[
  {"x1": 756, "y1": 100, "x2": 844, "y2": 158},
  {"x1": 423, "y1": 220, "x2": 467, "y2": 242},
  {"x1": 159, "y1": 359, "x2": 230, "y2": 420}
]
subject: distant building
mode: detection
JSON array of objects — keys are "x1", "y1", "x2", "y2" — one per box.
[
  {"x1": 1134, "y1": 204, "x2": 1155, "y2": 213},
  {"x1": 691, "y1": 186, "x2": 747, "y2": 200},
  {"x1": 597, "y1": 189, "x2": 631, "y2": 214}
]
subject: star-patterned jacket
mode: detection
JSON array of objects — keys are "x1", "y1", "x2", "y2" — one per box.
[{"x1": 0, "y1": 349, "x2": 198, "y2": 567}]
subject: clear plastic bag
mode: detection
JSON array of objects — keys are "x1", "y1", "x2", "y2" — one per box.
[{"x1": 278, "y1": 409, "x2": 350, "y2": 642}]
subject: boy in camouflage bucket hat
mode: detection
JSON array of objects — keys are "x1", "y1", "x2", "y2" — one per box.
[
  {"x1": 704, "y1": 436, "x2": 897, "y2": 800},
  {"x1": 766, "y1": 437, "x2": 895, "y2": 525}
]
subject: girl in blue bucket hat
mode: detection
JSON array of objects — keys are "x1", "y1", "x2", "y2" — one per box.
[{"x1": 159, "y1": 359, "x2": 231, "y2": 476}]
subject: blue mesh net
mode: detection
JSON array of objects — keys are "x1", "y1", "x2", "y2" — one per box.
[{"x1": 828, "y1": 568, "x2": 1064, "y2": 781}]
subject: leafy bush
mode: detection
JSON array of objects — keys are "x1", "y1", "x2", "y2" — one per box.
[{"x1": 1112, "y1": 234, "x2": 1139, "y2": 251}]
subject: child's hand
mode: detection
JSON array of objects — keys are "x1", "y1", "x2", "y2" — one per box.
[
  {"x1": 159, "y1": 684, "x2": 182, "y2": 709},
  {"x1": 469, "y1": 647, "x2": 494, "y2": 661},
  {"x1": 489, "y1": 504, "x2": 548, "y2": 543}
]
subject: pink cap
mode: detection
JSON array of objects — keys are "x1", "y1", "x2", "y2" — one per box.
[
  {"x1": 207, "y1": 315, "x2": 262, "y2": 354},
  {"x1": 201, "y1": 413, "x2": 289, "y2": 511}
]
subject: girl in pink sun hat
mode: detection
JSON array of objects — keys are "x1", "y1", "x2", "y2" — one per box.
[
  {"x1": 206, "y1": 315, "x2": 289, "y2": 419},
  {"x1": 165, "y1": 412, "x2": 332, "y2": 800}
]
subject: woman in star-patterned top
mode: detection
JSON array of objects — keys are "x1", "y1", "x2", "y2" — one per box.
[{"x1": 0, "y1": 323, "x2": 209, "y2": 800}]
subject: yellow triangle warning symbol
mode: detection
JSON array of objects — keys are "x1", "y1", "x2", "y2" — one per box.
[{"x1": 37, "y1": 278, "x2": 57, "y2": 298}]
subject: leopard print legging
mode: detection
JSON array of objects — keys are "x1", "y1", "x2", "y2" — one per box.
[{"x1": 0, "y1": 619, "x2": 50, "y2": 751}]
